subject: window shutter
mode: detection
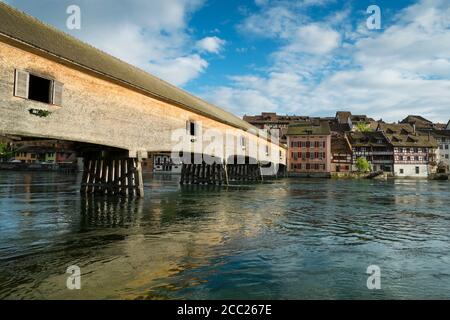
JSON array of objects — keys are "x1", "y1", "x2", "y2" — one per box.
[
  {"x1": 52, "y1": 81, "x2": 64, "y2": 106},
  {"x1": 186, "y1": 120, "x2": 190, "y2": 134},
  {"x1": 14, "y1": 70, "x2": 29, "y2": 98}
]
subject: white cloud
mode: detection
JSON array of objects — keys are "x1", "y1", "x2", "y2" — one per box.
[
  {"x1": 285, "y1": 24, "x2": 341, "y2": 54},
  {"x1": 238, "y1": 5, "x2": 300, "y2": 39},
  {"x1": 5, "y1": 0, "x2": 213, "y2": 86},
  {"x1": 147, "y1": 55, "x2": 209, "y2": 86},
  {"x1": 196, "y1": 36, "x2": 226, "y2": 54},
  {"x1": 205, "y1": 0, "x2": 450, "y2": 123}
]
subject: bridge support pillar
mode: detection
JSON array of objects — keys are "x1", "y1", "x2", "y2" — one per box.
[
  {"x1": 226, "y1": 163, "x2": 262, "y2": 182},
  {"x1": 180, "y1": 162, "x2": 228, "y2": 185},
  {"x1": 81, "y1": 155, "x2": 144, "y2": 197},
  {"x1": 180, "y1": 162, "x2": 262, "y2": 185}
]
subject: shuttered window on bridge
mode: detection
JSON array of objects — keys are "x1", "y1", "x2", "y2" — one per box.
[
  {"x1": 14, "y1": 70, "x2": 29, "y2": 99},
  {"x1": 52, "y1": 81, "x2": 64, "y2": 106},
  {"x1": 14, "y1": 69, "x2": 63, "y2": 106}
]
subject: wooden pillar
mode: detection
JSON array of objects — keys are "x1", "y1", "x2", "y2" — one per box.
[
  {"x1": 224, "y1": 161, "x2": 229, "y2": 185},
  {"x1": 81, "y1": 153, "x2": 144, "y2": 197},
  {"x1": 136, "y1": 153, "x2": 145, "y2": 197}
]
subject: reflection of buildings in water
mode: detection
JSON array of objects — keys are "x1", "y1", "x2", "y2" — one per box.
[
  {"x1": 71, "y1": 183, "x2": 290, "y2": 299},
  {"x1": 393, "y1": 180, "x2": 425, "y2": 206}
]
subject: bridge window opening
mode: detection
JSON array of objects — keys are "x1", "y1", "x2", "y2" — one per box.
[
  {"x1": 240, "y1": 136, "x2": 246, "y2": 149},
  {"x1": 28, "y1": 74, "x2": 52, "y2": 104},
  {"x1": 186, "y1": 120, "x2": 197, "y2": 137},
  {"x1": 14, "y1": 70, "x2": 64, "y2": 106}
]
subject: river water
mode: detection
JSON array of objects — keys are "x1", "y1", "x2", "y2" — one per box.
[{"x1": 0, "y1": 171, "x2": 449, "y2": 299}]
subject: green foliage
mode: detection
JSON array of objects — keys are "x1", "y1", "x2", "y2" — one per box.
[
  {"x1": 0, "y1": 142, "x2": 15, "y2": 160},
  {"x1": 356, "y1": 157, "x2": 372, "y2": 173},
  {"x1": 0, "y1": 143, "x2": 6, "y2": 156},
  {"x1": 29, "y1": 109, "x2": 52, "y2": 118},
  {"x1": 355, "y1": 123, "x2": 373, "y2": 133}
]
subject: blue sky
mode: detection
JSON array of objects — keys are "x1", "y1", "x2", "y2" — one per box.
[{"x1": 3, "y1": 0, "x2": 450, "y2": 123}]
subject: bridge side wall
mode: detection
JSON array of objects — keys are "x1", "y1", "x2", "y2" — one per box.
[{"x1": 0, "y1": 40, "x2": 286, "y2": 164}]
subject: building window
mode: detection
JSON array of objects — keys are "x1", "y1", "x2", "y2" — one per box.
[
  {"x1": 415, "y1": 167, "x2": 420, "y2": 174},
  {"x1": 400, "y1": 169, "x2": 404, "y2": 174},
  {"x1": 14, "y1": 70, "x2": 63, "y2": 106}
]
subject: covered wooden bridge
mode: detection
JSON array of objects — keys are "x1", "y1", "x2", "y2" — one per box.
[{"x1": 0, "y1": 3, "x2": 286, "y2": 196}]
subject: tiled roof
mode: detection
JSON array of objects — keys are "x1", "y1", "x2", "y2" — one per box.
[
  {"x1": 286, "y1": 121, "x2": 331, "y2": 136},
  {"x1": 243, "y1": 114, "x2": 312, "y2": 123},
  {"x1": 431, "y1": 130, "x2": 450, "y2": 138},
  {"x1": 349, "y1": 131, "x2": 389, "y2": 147},
  {"x1": 329, "y1": 123, "x2": 351, "y2": 133},
  {"x1": 377, "y1": 123, "x2": 437, "y2": 147},
  {"x1": 331, "y1": 136, "x2": 352, "y2": 154}
]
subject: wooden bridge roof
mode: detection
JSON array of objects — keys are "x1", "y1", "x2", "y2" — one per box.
[{"x1": 0, "y1": 2, "x2": 266, "y2": 137}]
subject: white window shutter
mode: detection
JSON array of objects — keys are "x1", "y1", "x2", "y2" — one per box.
[
  {"x1": 14, "y1": 70, "x2": 29, "y2": 99},
  {"x1": 52, "y1": 81, "x2": 64, "y2": 106}
]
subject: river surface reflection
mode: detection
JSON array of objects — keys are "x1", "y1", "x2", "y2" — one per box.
[{"x1": 0, "y1": 171, "x2": 449, "y2": 299}]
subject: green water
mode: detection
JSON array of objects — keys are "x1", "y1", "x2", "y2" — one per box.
[{"x1": 0, "y1": 171, "x2": 449, "y2": 299}]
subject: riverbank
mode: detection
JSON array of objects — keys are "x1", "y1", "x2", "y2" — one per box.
[{"x1": 0, "y1": 162, "x2": 78, "y2": 173}]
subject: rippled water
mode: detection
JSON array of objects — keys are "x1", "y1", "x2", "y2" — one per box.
[{"x1": 0, "y1": 171, "x2": 449, "y2": 299}]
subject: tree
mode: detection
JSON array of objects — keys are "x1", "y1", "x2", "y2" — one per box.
[
  {"x1": 355, "y1": 123, "x2": 373, "y2": 133},
  {"x1": 356, "y1": 157, "x2": 372, "y2": 173},
  {"x1": 0, "y1": 142, "x2": 14, "y2": 161},
  {"x1": 0, "y1": 143, "x2": 7, "y2": 158}
]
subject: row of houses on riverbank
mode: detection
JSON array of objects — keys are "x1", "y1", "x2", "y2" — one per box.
[{"x1": 245, "y1": 112, "x2": 450, "y2": 178}]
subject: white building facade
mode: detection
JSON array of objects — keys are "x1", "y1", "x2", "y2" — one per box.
[{"x1": 435, "y1": 132, "x2": 450, "y2": 173}]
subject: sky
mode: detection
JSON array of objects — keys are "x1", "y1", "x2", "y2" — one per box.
[{"x1": 3, "y1": 0, "x2": 450, "y2": 123}]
